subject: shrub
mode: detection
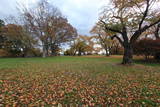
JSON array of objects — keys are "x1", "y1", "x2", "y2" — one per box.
[
  {"x1": 0, "y1": 49, "x2": 11, "y2": 57},
  {"x1": 134, "y1": 38, "x2": 160, "y2": 60}
]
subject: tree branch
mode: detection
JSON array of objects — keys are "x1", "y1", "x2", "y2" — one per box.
[
  {"x1": 111, "y1": 35, "x2": 124, "y2": 46},
  {"x1": 131, "y1": 19, "x2": 160, "y2": 43},
  {"x1": 100, "y1": 20, "x2": 123, "y2": 34},
  {"x1": 139, "y1": 0, "x2": 150, "y2": 30}
]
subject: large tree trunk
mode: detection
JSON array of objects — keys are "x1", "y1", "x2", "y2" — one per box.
[{"x1": 122, "y1": 43, "x2": 133, "y2": 65}]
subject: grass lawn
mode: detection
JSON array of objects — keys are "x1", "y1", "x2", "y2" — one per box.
[{"x1": 0, "y1": 56, "x2": 160, "y2": 106}]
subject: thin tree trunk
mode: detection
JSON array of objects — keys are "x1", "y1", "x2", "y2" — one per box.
[
  {"x1": 73, "y1": 50, "x2": 77, "y2": 56},
  {"x1": 51, "y1": 44, "x2": 58, "y2": 56},
  {"x1": 122, "y1": 43, "x2": 133, "y2": 65},
  {"x1": 51, "y1": 49, "x2": 57, "y2": 56},
  {"x1": 154, "y1": 52, "x2": 160, "y2": 60},
  {"x1": 78, "y1": 52, "x2": 81, "y2": 56},
  {"x1": 105, "y1": 48, "x2": 109, "y2": 56},
  {"x1": 155, "y1": 24, "x2": 160, "y2": 39},
  {"x1": 46, "y1": 45, "x2": 49, "y2": 56},
  {"x1": 42, "y1": 44, "x2": 47, "y2": 58},
  {"x1": 51, "y1": 48, "x2": 55, "y2": 56},
  {"x1": 78, "y1": 49, "x2": 82, "y2": 56},
  {"x1": 23, "y1": 48, "x2": 29, "y2": 57}
]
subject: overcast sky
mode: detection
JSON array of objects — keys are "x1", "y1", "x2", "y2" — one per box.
[{"x1": 0, "y1": 0, "x2": 107, "y2": 35}]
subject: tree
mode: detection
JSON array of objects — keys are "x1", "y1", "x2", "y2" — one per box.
[
  {"x1": 99, "y1": 0, "x2": 160, "y2": 64},
  {"x1": 21, "y1": 0, "x2": 77, "y2": 57},
  {"x1": 72, "y1": 40, "x2": 86, "y2": 56},
  {"x1": 3, "y1": 24, "x2": 37, "y2": 57},
  {"x1": 78, "y1": 35, "x2": 95, "y2": 55},
  {"x1": 47, "y1": 17, "x2": 77, "y2": 56},
  {"x1": 142, "y1": 23, "x2": 160, "y2": 39},
  {"x1": 66, "y1": 35, "x2": 95, "y2": 56},
  {"x1": 0, "y1": 19, "x2": 5, "y2": 49},
  {"x1": 64, "y1": 49, "x2": 74, "y2": 56},
  {"x1": 0, "y1": 19, "x2": 4, "y2": 27},
  {"x1": 110, "y1": 39, "x2": 123, "y2": 55},
  {"x1": 91, "y1": 24, "x2": 114, "y2": 56}
]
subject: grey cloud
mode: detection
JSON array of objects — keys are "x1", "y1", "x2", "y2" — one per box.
[{"x1": 0, "y1": 0, "x2": 107, "y2": 35}]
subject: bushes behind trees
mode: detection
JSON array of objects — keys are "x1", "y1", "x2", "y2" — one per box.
[
  {"x1": 0, "y1": 48, "x2": 42, "y2": 58},
  {"x1": 134, "y1": 38, "x2": 160, "y2": 60}
]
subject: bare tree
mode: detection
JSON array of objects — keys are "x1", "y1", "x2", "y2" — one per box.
[{"x1": 20, "y1": 0, "x2": 77, "y2": 57}]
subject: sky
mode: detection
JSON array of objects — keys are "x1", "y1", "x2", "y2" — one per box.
[{"x1": 0, "y1": 0, "x2": 107, "y2": 35}]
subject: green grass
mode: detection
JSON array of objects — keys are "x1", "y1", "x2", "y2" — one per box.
[{"x1": 0, "y1": 56, "x2": 160, "y2": 106}]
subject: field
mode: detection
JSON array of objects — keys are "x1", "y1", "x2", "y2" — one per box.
[{"x1": 0, "y1": 56, "x2": 160, "y2": 106}]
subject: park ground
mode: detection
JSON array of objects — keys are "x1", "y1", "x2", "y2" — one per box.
[{"x1": 0, "y1": 56, "x2": 160, "y2": 106}]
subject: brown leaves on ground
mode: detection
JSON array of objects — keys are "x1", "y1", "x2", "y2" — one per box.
[{"x1": 0, "y1": 67, "x2": 160, "y2": 106}]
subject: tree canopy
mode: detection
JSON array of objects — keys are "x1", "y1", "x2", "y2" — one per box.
[{"x1": 97, "y1": 0, "x2": 160, "y2": 64}]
